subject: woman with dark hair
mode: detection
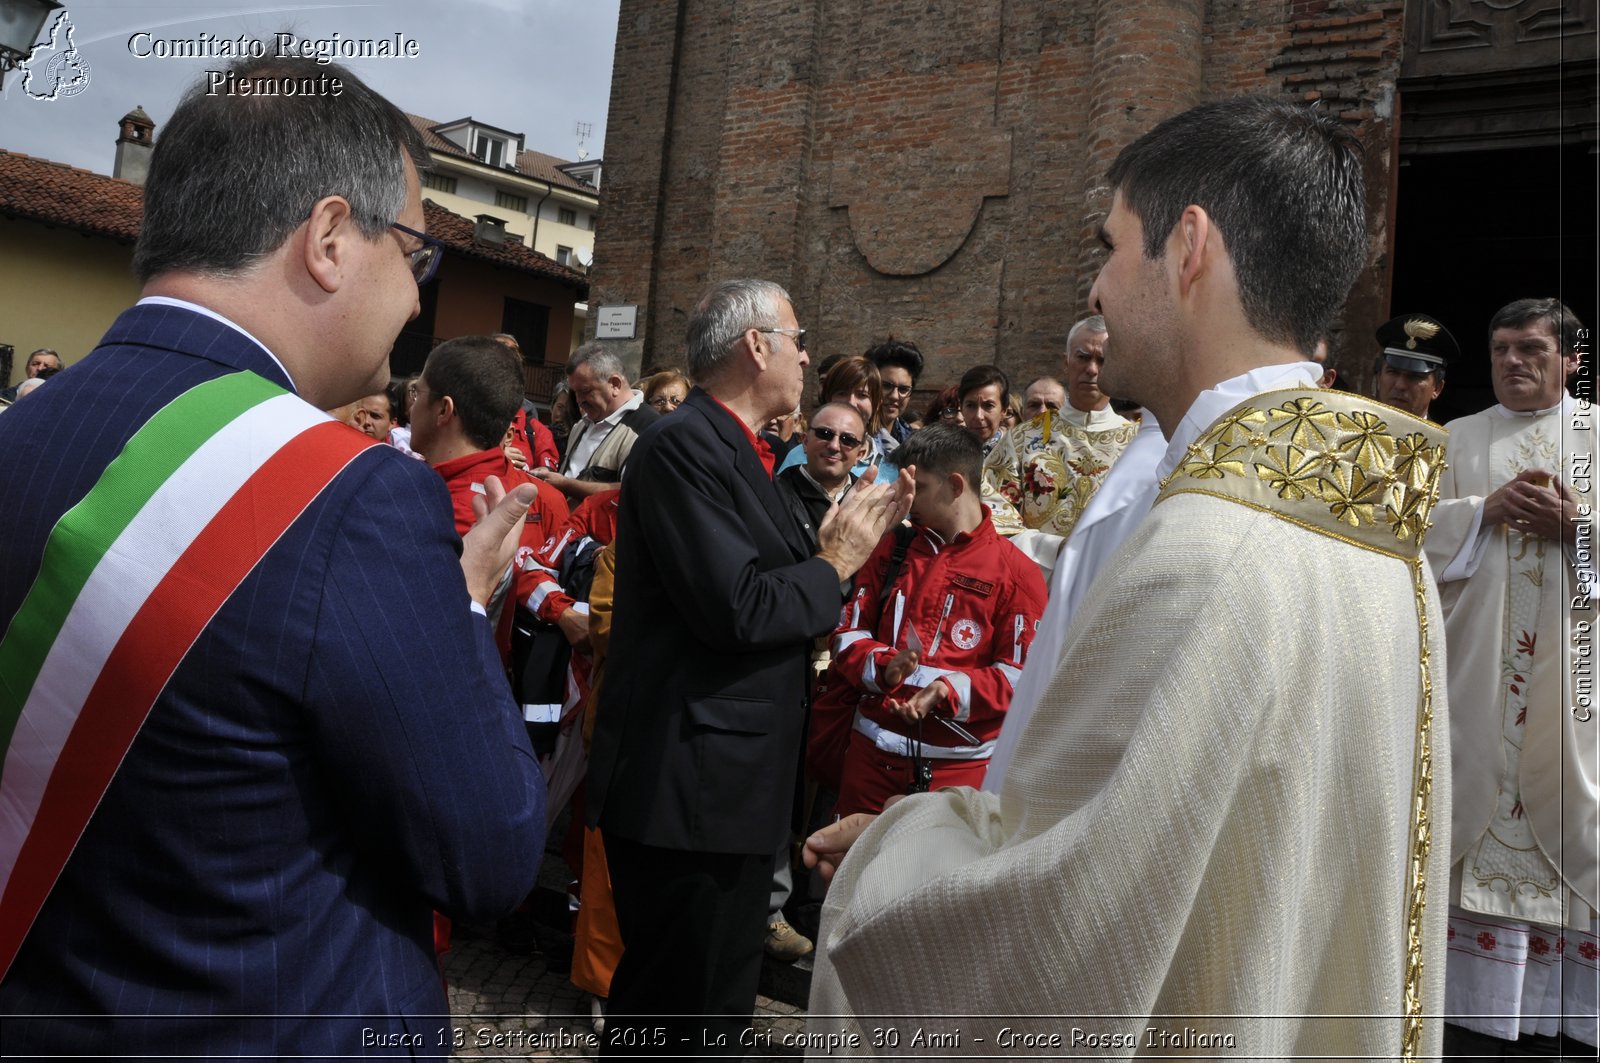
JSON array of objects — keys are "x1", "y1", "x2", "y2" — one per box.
[
  {"x1": 777, "y1": 355, "x2": 898, "y2": 480},
  {"x1": 958, "y1": 364, "x2": 1010, "y2": 456},
  {"x1": 926, "y1": 384, "x2": 963, "y2": 428},
  {"x1": 864, "y1": 337, "x2": 925, "y2": 444},
  {"x1": 550, "y1": 384, "x2": 580, "y2": 462}
]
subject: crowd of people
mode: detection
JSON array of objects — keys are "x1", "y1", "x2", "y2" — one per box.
[{"x1": 0, "y1": 53, "x2": 1594, "y2": 1063}]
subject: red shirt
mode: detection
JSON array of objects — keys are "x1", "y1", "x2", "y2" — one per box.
[{"x1": 431, "y1": 448, "x2": 570, "y2": 658}]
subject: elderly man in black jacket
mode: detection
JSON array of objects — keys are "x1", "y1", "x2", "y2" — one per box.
[{"x1": 587, "y1": 279, "x2": 912, "y2": 1054}]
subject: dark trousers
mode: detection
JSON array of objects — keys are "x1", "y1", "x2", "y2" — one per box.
[{"x1": 600, "y1": 834, "x2": 773, "y2": 1059}]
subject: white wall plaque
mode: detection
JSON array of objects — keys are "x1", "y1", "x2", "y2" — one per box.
[{"x1": 595, "y1": 305, "x2": 639, "y2": 340}]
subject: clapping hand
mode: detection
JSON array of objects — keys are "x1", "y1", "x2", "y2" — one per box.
[
  {"x1": 460, "y1": 476, "x2": 536, "y2": 606},
  {"x1": 815, "y1": 464, "x2": 915, "y2": 582}
]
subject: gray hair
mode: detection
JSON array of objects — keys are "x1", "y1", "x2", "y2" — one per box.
[
  {"x1": 134, "y1": 55, "x2": 428, "y2": 282},
  {"x1": 566, "y1": 341, "x2": 625, "y2": 382},
  {"x1": 1066, "y1": 315, "x2": 1108, "y2": 351},
  {"x1": 684, "y1": 279, "x2": 791, "y2": 382}
]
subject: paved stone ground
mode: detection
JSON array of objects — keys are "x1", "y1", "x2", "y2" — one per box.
[{"x1": 440, "y1": 834, "x2": 809, "y2": 1060}]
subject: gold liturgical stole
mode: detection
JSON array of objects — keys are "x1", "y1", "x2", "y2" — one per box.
[{"x1": 1157, "y1": 387, "x2": 1448, "y2": 1060}]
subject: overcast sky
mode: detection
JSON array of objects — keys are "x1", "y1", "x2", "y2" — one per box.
[{"x1": 0, "y1": 0, "x2": 621, "y2": 174}]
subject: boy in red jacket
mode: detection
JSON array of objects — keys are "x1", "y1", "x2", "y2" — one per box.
[
  {"x1": 827, "y1": 422, "x2": 1047, "y2": 815},
  {"x1": 410, "y1": 336, "x2": 569, "y2": 661}
]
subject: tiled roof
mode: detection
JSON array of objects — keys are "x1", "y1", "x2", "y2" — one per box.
[
  {"x1": 0, "y1": 149, "x2": 143, "y2": 241},
  {"x1": 0, "y1": 149, "x2": 586, "y2": 295},
  {"x1": 407, "y1": 114, "x2": 596, "y2": 195},
  {"x1": 515, "y1": 148, "x2": 596, "y2": 190},
  {"x1": 422, "y1": 200, "x2": 588, "y2": 296}
]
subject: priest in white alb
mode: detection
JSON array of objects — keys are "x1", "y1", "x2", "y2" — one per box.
[
  {"x1": 804, "y1": 96, "x2": 1452, "y2": 1061},
  {"x1": 1422, "y1": 297, "x2": 1598, "y2": 1056}
]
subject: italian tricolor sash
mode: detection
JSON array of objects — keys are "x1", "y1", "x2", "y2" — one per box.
[{"x1": 0, "y1": 371, "x2": 376, "y2": 980}]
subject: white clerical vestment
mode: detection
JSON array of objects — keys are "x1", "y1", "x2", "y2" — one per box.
[
  {"x1": 986, "y1": 362, "x2": 1318, "y2": 791},
  {"x1": 1424, "y1": 394, "x2": 1598, "y2": 1045},
  {"x1": 810, "y1": 387, "x2": 1451, "y2": 1060},
  {"x1": 982, "y1": 405, "x2": 1137, "y2": 579}
]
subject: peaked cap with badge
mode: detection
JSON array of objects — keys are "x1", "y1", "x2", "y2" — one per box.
[{"x1": 1376, "y1": 314, "x2": 1459, "y2": 376}]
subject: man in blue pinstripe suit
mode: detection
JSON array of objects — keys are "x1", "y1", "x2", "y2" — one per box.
[{"x1": 0, "y1": 56, "x2": 545, "y2": 1058}]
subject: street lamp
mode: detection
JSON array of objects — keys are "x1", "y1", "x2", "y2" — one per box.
[{"x1": 0, "y1": 0, "x2": 61, "y2": 87}]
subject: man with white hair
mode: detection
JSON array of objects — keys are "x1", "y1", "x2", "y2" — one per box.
[
  {"x1": 982, "y1": 315, "x2": 1138, "y2": 577},
  {"x1": 586, "y1": 278, "x2": 911, "y2": 1054},
  {"x1": 6, "y1": 377, "x2": 47, "y2": 404},
  {"x1": 536, "y1": 342, "x2": 656, "y2": 500}
]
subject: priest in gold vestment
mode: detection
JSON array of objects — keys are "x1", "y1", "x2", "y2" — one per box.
[
  {"x1": 806, "y1": 97, "x2": 1451, "y2": 1061},
  {"x1": 982, "y1": 316, "x2": 1137, "y2": 577},
  {"x1": 1422, "y1": 298, "x2": 1598, "y2": 1054}
]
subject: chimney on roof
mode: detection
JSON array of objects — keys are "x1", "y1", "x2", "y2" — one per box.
[
  {"x1": 473, "y1": 214, "x2": 508, "y2": 247},
  {"x1": 114, "y1": 106, "x2": 155, "y2": 186}
]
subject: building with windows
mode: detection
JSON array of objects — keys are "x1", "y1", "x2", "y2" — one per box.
[
  {"x1": 408, "y1": 116, "x2": 601, "y2": 280},
  {"x1": 0, "y1": 107, "x2": 588, "y2": 398},
  {"x1": 590, "y1": 0, "x2": 1595, "y2": 422}
]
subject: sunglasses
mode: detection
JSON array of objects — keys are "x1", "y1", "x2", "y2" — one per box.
[{"x1": 810, "y1": 425, "x2": 864, "y2": 450}]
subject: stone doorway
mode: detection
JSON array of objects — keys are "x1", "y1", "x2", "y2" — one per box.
[
  {"x1": 1389, "y1": 142, "x2": 1596, "y2": 423},
  {"x1": 1386, "y1": 0, "x2": 1596, "y2": 422}
]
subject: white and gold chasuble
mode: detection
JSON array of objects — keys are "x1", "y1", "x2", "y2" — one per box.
[
  {"x1": 982, "y1": 406, "x2": 1137, "y2": 542},
  {"x1": 1427, "y1": 397, "x2": 1597, "y2": 927},
  {"x1": 809, "y1": 389, "x2": 1450, "y2": 1061}
]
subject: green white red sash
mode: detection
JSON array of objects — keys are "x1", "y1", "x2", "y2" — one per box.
[{"x1": 0, "y1": 371, "x2": 376, "y2": 980}]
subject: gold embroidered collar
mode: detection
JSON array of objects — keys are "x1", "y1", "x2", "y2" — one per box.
[{"x1": 1156, "y1": 388, "x2": 1449, "y2": 560}]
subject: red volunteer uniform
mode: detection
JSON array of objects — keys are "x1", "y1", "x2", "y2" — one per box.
[
  {"x1": 433, "y1": 447, "x2": 570, "y2": 659},
  {"x1": 521, "y1": 487, "x2": 622, "y2": 625},
  {"x1": 828, "y1": 510, "x2": 1047, "y2": 814},
  {"x1": 508, "y1": 407, "x2": 560, "y2": 471},
  {"x1": 426, "y1": 445, "x2": 566, "y2": 961}
]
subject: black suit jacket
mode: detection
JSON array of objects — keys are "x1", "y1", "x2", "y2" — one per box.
[
  {"x1": 775, "y1": 464, "x2": 858, "y2": 554},
  {"x1": 587, "y1": 389, "x2": 843, "y2": 855}
]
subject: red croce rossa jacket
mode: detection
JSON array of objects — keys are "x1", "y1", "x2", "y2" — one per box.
[{"x1": 828, "y1": 509, "x2": 1047, "y2": 755}]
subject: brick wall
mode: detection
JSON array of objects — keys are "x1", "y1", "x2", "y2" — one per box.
[{"x1": 589, "y1": 0, "x2": 1410, "y2": 398}]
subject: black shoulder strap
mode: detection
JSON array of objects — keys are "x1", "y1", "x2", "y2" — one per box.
[{"x1": 876, "y1": 524, "x2": 917, "y2": 610}]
